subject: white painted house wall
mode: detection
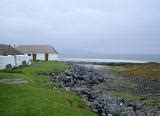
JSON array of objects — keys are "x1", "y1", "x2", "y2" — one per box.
[
  {"x1": 49, "y1": 54, "x2": 58, "y2": 60},
  {"x1": 36, "y1": 54, "x2": 45, "y2": 60},
  {"x1": 26, "y1": 53, "x2": 58, "y2": 61},
  {"x1": 0, "y1": 55, "x2": 31, "y2": 69}
]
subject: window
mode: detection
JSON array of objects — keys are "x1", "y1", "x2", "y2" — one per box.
[{"x1": 28, "y1": 54, "x2": 31, "y2": 56}]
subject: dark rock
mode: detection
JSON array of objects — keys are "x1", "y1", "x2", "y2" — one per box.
[
  {"x1": 22, "y1": 61, "x2": 27, "y2": 66},
  {"x1": 5, "y1": 64, "x2": 12, "y2": 70},
  {"x1": 101, "y1": 112, "x2": 106, "y2": 116},
  {"x1": 48, "y1": 64, "x2": 160, "y2": 115}
]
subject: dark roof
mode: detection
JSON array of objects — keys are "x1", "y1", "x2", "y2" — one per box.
[
  {"x1": 16, "y1": 45, "x2": 58, "y2": 54},
  {"x1": 0, "y1": 44, "x2": 22, "y2": 55}
]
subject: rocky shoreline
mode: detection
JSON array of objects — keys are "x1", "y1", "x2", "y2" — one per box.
[{"x1": 45, "y1": 63, "x2": 160, "y2": 116}]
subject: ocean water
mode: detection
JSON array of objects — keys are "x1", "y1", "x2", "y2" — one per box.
[{"x1": 60, "y1": 54, "x2": 160, "y2": 63}]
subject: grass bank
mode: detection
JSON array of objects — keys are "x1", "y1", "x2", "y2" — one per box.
[{"x1": 0, "y1": 61, "x2": 96, "y2": 116}]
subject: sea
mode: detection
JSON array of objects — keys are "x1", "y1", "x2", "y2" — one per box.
[{"x1": 59, "y1": 54, "x2": 160, "y2": 63}]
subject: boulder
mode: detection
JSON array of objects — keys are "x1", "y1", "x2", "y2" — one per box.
[{"x1": 5, "y1": 64, "x2": 12, "y2": 70}]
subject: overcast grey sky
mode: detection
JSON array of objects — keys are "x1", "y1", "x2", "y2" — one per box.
[{"x1": 0, "y1": 0, "x2": 160, "y2": 56}]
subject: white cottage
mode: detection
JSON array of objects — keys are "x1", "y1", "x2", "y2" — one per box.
[
  {"x1": 0, "y1": 44, "x2": 31, "y2": 69},
  {"x1": 16, "y1": 45, "x2": 58, "y2": 61}
]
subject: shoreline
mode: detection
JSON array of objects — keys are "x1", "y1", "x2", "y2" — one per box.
[
  {"x1": 50, "y1": 63, "x2": 160, "y2": 115},
  {"x1": 60, "y1": 58, "x2": 151, "y2": 64},
  {"x1": 60, "y1": 58, "x2": 160, "y2": 67}
]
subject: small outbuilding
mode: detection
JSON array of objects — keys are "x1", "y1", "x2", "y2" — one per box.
[
  {"x1": 0, "y1": 44, "x2": 31, "y2": 69},
  {"x1": 16, "y1": 45, "x2": 58, "y2": 61}
]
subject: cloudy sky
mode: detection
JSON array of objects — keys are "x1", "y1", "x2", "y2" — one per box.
[{"x1": 0, "y1": 0, "x2": 160, "y2": 57}]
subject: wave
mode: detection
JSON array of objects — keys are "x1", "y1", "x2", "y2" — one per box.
[{"x1": 60, "y1": 58, "x2": 148, "y2": 63}]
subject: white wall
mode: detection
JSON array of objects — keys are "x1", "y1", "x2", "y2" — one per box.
[
  {"x1": 36, "y1": 54, "x2": 45, "y2": 60},
  {"x1": 49, "y1": 54, "x2": 58, "y2": 61},
  {"x1": 28, "y1": 53, "x2": 58, "y2": 61},
  {"x1": 0, "y1": 55, "x2": 31, "y2": 69}
]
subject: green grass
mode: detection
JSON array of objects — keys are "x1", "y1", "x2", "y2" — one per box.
[
  {"x1": 112, "y1": 90, "x2": 144, "y2": 100},
  {"x1": 110, "y1": 64, "x2": 159, "y2": 106},
  {"x1": 112, "y1": 90, "x2": 157, "y2": 106},
  {"x1": 110, "y1": 63, "x2": 160, "y2": 80},
  {"x1": 0, "y1": 61, "x2": 96, "y2": 116}
]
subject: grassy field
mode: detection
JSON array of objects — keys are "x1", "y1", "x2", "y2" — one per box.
[
  {"x1": 111, "y1": 63, "x2": 160, "y2": 80},
  {"x1": 0, "y1": 61, "x2": 96, "y2": 116}
]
